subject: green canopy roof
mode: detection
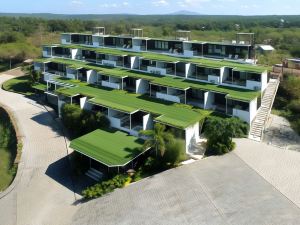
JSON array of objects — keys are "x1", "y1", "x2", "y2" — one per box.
[{"x1": 70, "y1": 129, "x2": 147, "y2": 167}]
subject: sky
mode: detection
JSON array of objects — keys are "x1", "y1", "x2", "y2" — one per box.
[{"x1": 0, "y1": 0, "x2": 299, "y2": 15}]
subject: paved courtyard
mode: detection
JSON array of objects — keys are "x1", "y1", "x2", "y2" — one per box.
[{"x1": 72, "y1": 152, "x2": 300, "y2": 225}]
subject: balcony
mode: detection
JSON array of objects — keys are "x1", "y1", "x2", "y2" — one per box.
[{"x1": 101, "y1": 80, "x2": 121, "y2": 90}]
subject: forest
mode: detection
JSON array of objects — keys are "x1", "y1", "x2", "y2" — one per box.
[{"x1": 0, "y1": 14, "x2": 300, "y2": 71}]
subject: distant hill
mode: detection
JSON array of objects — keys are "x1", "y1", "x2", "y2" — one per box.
[{"x1": 169, "y1": 10, "x2": 201, "y2": 15}]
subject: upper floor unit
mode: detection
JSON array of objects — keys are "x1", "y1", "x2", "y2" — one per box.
[
  {"x1": 42, "y1": 43, "x2": 269, "y2": 92},
  {"x1": 61, "y1": 28, "x2": 256, "y2": 62}
]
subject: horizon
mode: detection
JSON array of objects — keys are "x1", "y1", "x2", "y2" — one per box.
[{"x1": 0, "y1": 0, "x2": 299, "y2": 16}]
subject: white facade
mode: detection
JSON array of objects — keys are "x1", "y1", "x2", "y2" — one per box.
[
  {"x1": 87, "y1": 70, "x2": 97, "y2": 84},
  {"x1": 185, "y1": 122, "x2": 200, "y2": 153},
  {"x1": 136, "y1": 79, "x2": 149, "y2": 94},
  {"x1": 204, "y1": 91, "x2": 215, "y2": 109}
]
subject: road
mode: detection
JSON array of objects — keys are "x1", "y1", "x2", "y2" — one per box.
[{"x1": 0, "y1": 72, "x2": 78, "y2": 225}]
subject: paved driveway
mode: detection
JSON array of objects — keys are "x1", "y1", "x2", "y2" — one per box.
[
  {"x1": 72, "y1": 152, "x2": 300, "y2": 225},
  {"x1": 0, "y1": 73, "x2": 78, "y2": 225}
]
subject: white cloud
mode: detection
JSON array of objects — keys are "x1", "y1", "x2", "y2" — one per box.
[
  {"x1": 71, "y1": 0, "x2": 83, "y2": 5},
  {"x1": 177, "y1": 0, "x2": 237, "y2": 7},
  {"x1": 98, "y1": 1, "x2": 130, "y2": 8},
  {"x1": 152, "y1": 0, "x2": 169, "y2": 7}
]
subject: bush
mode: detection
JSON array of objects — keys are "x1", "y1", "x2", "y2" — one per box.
[
  {"x1": 61, "y1": 104, "x2": 110, "y2": 138},
  {"x1": 163, "y1": 139, "x2": 186, "y2": 166},
  {"x1": 204, "y1": 117, "x2": 248, "y2": 156},
  {"x1": 288, "y1": 99, "x2": 300, "y2": 114},
  {"x1": 82, "y1": 174, "x2": 129, "y2": 199}
]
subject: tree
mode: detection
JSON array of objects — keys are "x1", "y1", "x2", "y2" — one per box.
[
  {"x1": 61, "y1": 104, "x2": 110, "y2": 138},
  {"x1": 22, "y1": 65, "x2": 41, "y2": 84},
  {"x1": 140, "y1": 123, "x2": 174, "y2": 157},
  {"x1": 204, "y1": 117, "x2": 249, "y2": 155}
]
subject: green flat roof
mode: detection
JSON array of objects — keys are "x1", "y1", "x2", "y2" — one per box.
[
  {"x1": 53, "y1": 77, "x2": 208, "y2": 129},
  {"x1": 70, "y1": 129, "x2": 146, "y2": 167},
  {"x1": 36, "y1": 57, "x2": 260, "y2": 101},
  {"x1": 45, "y1": 44, "x2": 270, "y2": 73},
  {"x1": 32, "y1": 83, "x2": 47, "y2": 91}
]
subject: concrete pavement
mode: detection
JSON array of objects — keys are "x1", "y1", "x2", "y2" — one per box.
[
  {"x1": 0, "y1": 73, "x2": 78, "y2": 225},
  {"x1": 72, "y1": 152, "x2": 300, "y2": 225}
]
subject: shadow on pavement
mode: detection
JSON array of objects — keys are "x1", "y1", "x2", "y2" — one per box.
[{"x1": 46, "y1": 156, "x2": 96, "y2": 196}]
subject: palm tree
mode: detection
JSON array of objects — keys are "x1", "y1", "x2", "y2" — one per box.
[{"x1": 140, "y1": 123, "x2": 174, "y2": 157}]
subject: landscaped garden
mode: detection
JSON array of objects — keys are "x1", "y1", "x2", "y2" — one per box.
[{"x1": 0, "y1": 107, "x2": 18, "y2": 192}]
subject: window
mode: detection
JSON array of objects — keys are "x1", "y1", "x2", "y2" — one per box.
[{"x1": 154, "y1": 41, "x2": 168, "y2": 50}]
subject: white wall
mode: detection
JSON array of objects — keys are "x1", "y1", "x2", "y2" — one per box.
[
  {"x1": 136, "y1": 79, "x2": 149, "y2": 94},
  {"x1": 131, "y1": 56, "x2": 139, "y2": 69},
  {"x1": 204, "y1": 91, "x2": 214, "y2": 109},
  {"x1": 80, "y1": 97, "x2": 92, "y2": 110},
  {"x1": 249, "y1": 98, "x2": 258, "y2": 123},
  {"x1": 185, "y1": 63, "x2": 191, "y2": 78},
  {"x1": 143, "y1": 114, "x2": 153, "y2": 130},
  {"x1": 261, "y1": 71, "x2": 268, "y2": 91},
  {"x1": 185, "y1": 122, "x2": 200, "y2": 153},
  {"x1": 87, "y1": 70, "x2": 97, "y2": 84},
  {"x1": 71, "y1": 49, "x2": 81, "y2": 60}
]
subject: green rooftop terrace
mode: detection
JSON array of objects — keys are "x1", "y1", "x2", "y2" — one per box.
[
  {"x1": 45, "y1": 44, "x2": 270, "y2": 73},
  {"x1": 53, "y1": 77, "x2": 209, "y2": 129},
  {"x1": 70, "y1": 129, "x2": 146, "y2": 167},
  {"x1": 35, "y1": 57, "x2": 260, "y2": 101}
]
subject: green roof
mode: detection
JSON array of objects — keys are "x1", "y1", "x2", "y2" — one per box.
[
  {"x1": 32, "y1": 83, "x2": 47, "y2": 91},
  {"x1": 36, "y1": 57, "x2": 260, "y2": 101},
  {"x1": 45, "y1": 44, "x2": 270, "y2": 73},
  {"x1": 70, "y1": 129, "x2": 146, "y2": 167},
  {"x1": 53, "y1": 77, "x2": 208, "y2": 129}
]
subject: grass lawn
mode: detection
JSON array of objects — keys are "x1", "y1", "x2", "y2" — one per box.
[
  {"x1": 2, "y1": 75, "x2": 35, "y2": 96},
  {"x1": 0, "y1": 107, "x2": 17, "y2": 192}
]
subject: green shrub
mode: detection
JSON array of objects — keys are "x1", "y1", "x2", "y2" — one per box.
[
  {"x1": 61, "y1": 104, "x2": 110, "y2": 138},
  {"x1": 204, "y1": 117, "x2": 248, "y2": 156},
  {"x1": 288, "y1": 99, "x2": 300, "y2": 114},
  {"x1": 82, "y1": 174, "x2": 129, "y2": 199}
]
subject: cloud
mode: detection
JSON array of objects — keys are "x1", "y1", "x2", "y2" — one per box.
[
  {"x1": 71, "y1": 0, "x2": 83, "y2": 5},
  {"x1": 99, "y1": 1, "x2": 130, "y2": 8},
  {"x1": 152, "y1": 0, "x2": 169, "y2": 7},
  {"x1": 177, "y1": 0, "x2": 237, "y2": 7}
]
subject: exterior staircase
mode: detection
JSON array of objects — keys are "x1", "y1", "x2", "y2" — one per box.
[
  {"x1": 249, "y1": 78, "x2": 280, "y2": 141},
  {"x1": 85, "y1": 168, "x2": 103, "y2": 181}
]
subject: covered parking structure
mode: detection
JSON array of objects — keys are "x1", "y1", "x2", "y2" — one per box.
[{"x1": 70, "y1": 129, "x2": 150, "y2": 173}]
